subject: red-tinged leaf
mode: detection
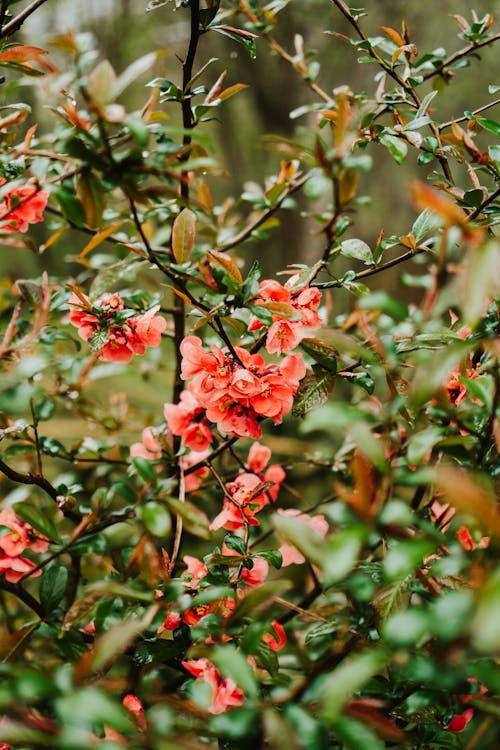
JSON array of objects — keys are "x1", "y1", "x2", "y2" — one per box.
[
  {"x1": 380, "y1": 26, "x2": 405, "y2": 47},
  {"x1": 213, "y1": 25, "x2": 258, "y2": 41},
  {"x1": 172, "y1": 208, "x2": 196, "y2": 264},
  {"x1": 434, "y1": 467, "x2": 500, "y2": 537},
  {"x1": 205, "y1": 70, "x2": 227, "y2": 103},
  {"x1": 0, "y1": 45, "x2": 53, "y2": 68},
  {"x1": 218, "y1": 83, "x2": 248, "y2": 102},
  {"x1": 206, "y1": 249, "x2": 243, "y2": 284},
  {"x1": 257, "y1": 300, "x2": 297, "y2": 319},
  {"x1": 350, "y1": 451, "x2": 377, "y2": 518},
  {"x1": 78, "y1": 221, "x2": 126, "y2": 260},
  {"x1": 346, "y1": 702, "x2": 407, "y2": 744},
  {"x1": 410, "y1": 180, "x2": 467, "y2": 227}
]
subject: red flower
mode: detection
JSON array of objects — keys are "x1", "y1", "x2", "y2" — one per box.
[
  {"x1": 0, "y1": 179, "x2": 48, "y2": 232},
  {"x1": 182, "y1": 658, "x2": 245, "y2": 714}
]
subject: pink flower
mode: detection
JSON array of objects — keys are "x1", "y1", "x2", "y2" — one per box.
[
  {"x1": 131, "y1": 305, "x2": 166, "y2": 349},
  {"x1": 247, "y1": 443, "x2": 272, "y2": 474},
  {"x1": 0, "y1": 508, "x2": 48, "y2": 583},
  {"x1": 182, "y1": 658, "x2": 245, "y2": 715},
  {"x1": 266, "y1": 319, "x2": 302, "y2": 355},
  {"x1": 130, "y1": 427, "x2": 163, "y2": 461},
  {"x1": 183, "y1": 555, "x2": 208, "y2": 586},
  {"x1": 0, "y1": 179, "x2": 49, "y2": 232}
]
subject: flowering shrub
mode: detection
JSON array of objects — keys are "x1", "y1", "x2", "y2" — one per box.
[{"x1": 0, "y1": 1, "x2": 499, "y2": 749}]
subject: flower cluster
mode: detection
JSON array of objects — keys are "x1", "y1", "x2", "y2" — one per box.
[
  {"x1": 177, "y1": 335, "x2": 306, "y2": 439},
  {"x1": 0, "y1": 508, "x2": 48, "y2": 583},
  {"x1": 248, "y1": 278, "x2": 322, "y2": 354},
  {"x1": 182, "y1": 658, "x2": 245, "y2": 715},
  {"x1": 68, "y1": 292, "x2": 166, "y2": 363},
  {"x1": 0, "y1": 178, "x2": 49, "y2": 233}
]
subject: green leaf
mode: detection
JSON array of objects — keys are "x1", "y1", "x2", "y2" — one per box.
[
  {"x1": 230, "y1": 580, "x2": 292, "y2": 622},
  {"x1": 470, "y1": 569, "x2": 500, "y2": 652},
  {"x1": 211, "y1": 26, "x2": 258, "y2": 60},
  {"x1": 489, "y1": 144, "x2": 500, "y2": 170},
  {"x1": 383, "y1": 539, "x2": 435, "y2": 581},
  {"x1": 52, "y1": 187, "x2": 86, "y2": 228},
  {"x1": 164, "y1": 496, "x2": 211, "y2": 539},
  {"x1": 373, "y1": 576, "x2": 412, "y2": 627},
  {"x1": 332, "y1": 716, "x2": 386, "y2": 750},
  {"x1": 33, "y1": 397, "x2": 56, "y2": 422},
  {"x1": 300, "y1": 338, "x2": 338, "y2": 373},
  {"x1": 322, "y1": 528, "x2": 365, "y2": 585},
  {"x1": 292, "y1": 365, "x2": 336, "y2": 418},
  {"x1": 379, "y1": 133, "x2": 408, "y2": 164},
  {"x1": 212, "y1": 644, "x2": 258, "y2": 697},
  {"x1": 256, "y1": 549, "x2": 283, "y2": 569},
  {"x1": 131, "y1": 455, "x2": 158, "y2": 483},
  {"x1": 55, "y1": 687, "x2": 129, "y2": 731},
  {"x1": 172, "y1": 207, "x2": 196, "y2": 264},
  {"x1": 340, "y1": 238, "x2": 373, "y2": 264},
  {"x1": 40, "y1": 564, "x2": 68, "y2": 614},
  {"x1": 14, "y1": 503, "x2": 60, "y2": 543},
  {"x1": 475, "y1": 116, "x2": 500, "y2": 138},
  {"x1": 320, "y1": 649, "x2": 388, "y2": 723},
  {"x1": 383, "y1": 608, "x2": 431, "y2": 645},
  {"x1": 406, "y1": 426, "x2": 444, "y2": 464},
  {"x1": 138, "y1": 501, "x2": 171, "y2": 537},
  {"x1": 285, "y1": 705, "x2": 330, "y2": 750},
  {"x1": 358, "y1": 291, "x2": 407, "y2": 319}
]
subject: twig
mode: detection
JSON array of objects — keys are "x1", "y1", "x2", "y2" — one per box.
[
  {"x1": 438, "y1": 98, "x2": 500, "y2": 131},
  {"x1": 313, "y1": 247, "x2": 427, "y2": 289},
  {"x1": 0, "y1": 0, "x2": 50, "y2": 38},
  {"x1": 422, "y1": 33, "x2": 500, "y2": 81}
]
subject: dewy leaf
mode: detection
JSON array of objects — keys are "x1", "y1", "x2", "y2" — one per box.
[
  {"x1": 172, "y1": 208, "x2": 196, "y2": 264},
  {"x1": 379, "y1": 133, "x2": 408, "y2": 164},
  {"x1": 340, "y1": 238, "x2": 373, "y2": 265},
  {"x1": 320, "y1": 649, "x2": 388, "y2": 723},
  {"x1": 292, "y1": 366, "x2": 335, "y2": 418}
]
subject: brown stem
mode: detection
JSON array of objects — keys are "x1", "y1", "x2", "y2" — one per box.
[
  {"x1": 313, "y1": 247, "x2": 427, "y2": 289},
  {"x1": 0, "y1": 580, "x2": 44, "y2": 618},
  {"x1": 438, "y1": 98, "x2": 500, "y2": 131},
  {"x1": 422, "y1": 33, "x2": 500, "y2": 81},
  {"x1": 0, "y1": 0, "x2": 50, "y2": 38}
]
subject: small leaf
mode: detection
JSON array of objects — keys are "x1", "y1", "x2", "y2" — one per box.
[
  {"x1": 40, "y1": 565, "x2": 68, "y2": 614},
  {"x1": 78, "y1": 221, "x2": 126, "y2": 260},
  {"x1": 320, "y1": 649, "x2": 388, "y2": 723},
  {"x1": 322, "y1": 528, "x2": 365, "y2": 584},
  {"x1": 164, "y1": 496, "x2": 211, "y2": 539},
  {"x1": 379, "y1": 133, "x2": 407, "y2": 164},
  {"x1": 340, "y1": 238, "x2": 373, "y2": 265},
  {"x1": 52, "y1": 187, "x2": 86, "y2": 228},
  {"x1": 211, "y1": 25, "x2": 258, "y2": 60},
  {"x1": 138, "y1": 501, "x2": 171, "y2": 537},
  {"x1": 172, "y1": 208, "x2": 196, "y2": 264},
  {"x1": 206, "y1": 249, "x2": 242, "y2": 284},
  {"x1": 14, "y1": 503, "x2": 60, "y2": 543},
  {"x1": 300, "y1": 338, "x2": 338, "y2": 372},
  {"x1": 292, "y1": 366, "x2": 336, "y2": 418},
  {"x1": 111, "y1": 52, "x2": 157, "y2": 100}
]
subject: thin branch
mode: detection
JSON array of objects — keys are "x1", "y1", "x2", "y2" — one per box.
[
  {"x1": 0, "y1": 580, "x2": 44, "y2": 618},
  {"x1": 438, "y1": 98, "x2": 500, "y2": 131},
  {"x1": 422, "y1": 33, "x2": 500, "y2": 81},
  {"x1": 216, "y1": 171, "x2": 312, "y2": 253},
  {"x1": 0, "y1": 0, "x2": 50, "y2": 38},
  {"x1": 313, "y1": 247, "x2": 427, "y2": 289},
  {"x1": 468, "y1": 185, "x2": 500, "y2": 221},
  {"x1": 184, "y1": 436, "x2": 239, "y2": 476}
]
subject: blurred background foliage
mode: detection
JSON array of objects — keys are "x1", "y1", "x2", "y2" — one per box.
[{"x1": 2, "y1": 0, "x2": 499, "y2": 279}]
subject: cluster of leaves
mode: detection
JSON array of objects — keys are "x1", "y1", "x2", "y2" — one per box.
[{"x1": 0, "y1": 1, "x2": 499, "y2": 749}]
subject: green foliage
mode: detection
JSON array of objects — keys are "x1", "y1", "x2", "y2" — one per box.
[{"x1": 0, "y1": 1, "x2": 498, "y2": 749}]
